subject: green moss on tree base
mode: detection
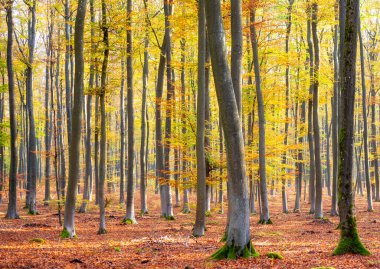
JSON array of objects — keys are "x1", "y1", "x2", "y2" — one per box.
[
  {"x1": 97, "y1": 228, "x2": 107, "y2": 234},
  {"x1": 28, "y1": 210, "x2": 39, "y2": 215},
  {"x1": 60, "y1": 228, "x2": 77, "y2": 239},
  {"x1": 266, "y1": 252, "x2": 283, "y2": 260},
  {"x1": 165, "y1": 215, "x2": 175, "y2": 221},
  {"x1": 182, "y1": 209, "x2": 191, "y2": 214},
  {"x1": 333, "y1": 234, "x2": 370, "y2": 256},
  {"x1": 210, "y1": 241, "x2": 259, "y2": 260},
  {"x1": 140, "y1": 210, "x2": 149, "y2": 216},
  {"x1": 258, "y1": 218, "x2": 273, "y2": 225},
  {"x1": 122, "y1": 218, "x2": 137, "y2": 224}
]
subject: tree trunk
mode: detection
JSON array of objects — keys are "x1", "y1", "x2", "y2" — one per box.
[
  {"x1": 140, "y1": 23, "x2": 149, "y2": 214},
  {"x1": 333, "y1": 0, "x2": 369, "y2": 255},
  {"x1": 206, "y1": 0, "x2": 258, "y2": 259},
  {"x1": 25, "y1": 0, "x2": 38, "y2": 215},
  {"x1": 331, "y1": 0, "x2": 339, "y2": 216},
  {"x1": 5, "y1": 1, "x2": 19, "y2": 219},
  {"x1": 311, "y1": 2, "x2": 323, "y2": 219},
  {"x1": 193, "y1": 0, "x2": 207, "y2": 237},
  {"x1": 163, "y1": 0, "x2": 174, "y2": 219},
  {"x1": 250, "y1": 0, "x2": 271, "y2": 224},
  {"x1": 123, "y1": 0, "x2": 137, "y2": 224},
  {"x1": 79, "y1": 0, "x2": 95, "y2": 213},
  {"x1": 61, "y1": 0, "x2": 87, "y2": 238},
  {"x1": 358, "y1": 17, "x2": 373, "y2": 211}
]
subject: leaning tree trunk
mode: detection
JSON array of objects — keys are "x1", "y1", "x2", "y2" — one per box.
[
  {"x1": 250, "y1": 0, "x2": 271, "y2": 224},
  {"x1": 61, "y1": 0, "x2": 87, "y2": 238},
  {"x1": 5, "y1": 1, "x2": 19, "y2": 219},
  {"x1": 206, "y1": 0, "x2": 258, "y2": 259},
  {"x1": 333, "y1": 0, "x2": 370, "y2": 256},
  {"x1": 193, "y1": 0, "x2": 207, "y2": 237}
]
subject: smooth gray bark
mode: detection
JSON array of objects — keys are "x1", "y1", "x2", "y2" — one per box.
[
  {"x1": 193, "y1": 0, "x2": 207, "y2": 237},
  {"x1": 5, "y1": 1, "x2": 19, "y2": 219},
  {"x1": 62, "y1": 0, "x2": 87, "y2": 238}
]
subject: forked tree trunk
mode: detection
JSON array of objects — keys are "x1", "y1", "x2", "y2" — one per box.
[{"x1": 206, "y1": 0, "x2": 258, "y2": 259}]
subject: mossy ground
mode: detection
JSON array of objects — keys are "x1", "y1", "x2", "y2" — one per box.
[{"x1": 266, "y1": 252, "x2": 283, "y2": 260}]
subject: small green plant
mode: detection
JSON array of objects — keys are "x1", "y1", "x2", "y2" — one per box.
[
  {"x1": 114, "y1": 247, "x2": 121, "y2": 252},
  {"x1": 205, "y1": 211, "x2": 212, "y2": 217},
  {"x1": 266, "y1": 252, "x2": 283, "y2": 260},
  {"x1": 29, "y1": 238, "x2": 45, "y2": 244}
]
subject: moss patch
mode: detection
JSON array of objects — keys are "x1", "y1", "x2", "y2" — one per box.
[
  {"x1": 266, "y1": 252, "x2": 283, "y2": 260},
  {"x1": 97, "y1": 228, "x2": 107, "y2": 235},
  {"x1": 60, "y1": 228, "x2": 77, "y2": 239},
  {"x1": 29, "y1": 238, "x2": 45, "y2": 244},
  {"x1": 333, "y1": 234, "x2": 370, "y2": 256},
  {"x1": 210, "y1": 241, "x2": 259, "y2": 260}
]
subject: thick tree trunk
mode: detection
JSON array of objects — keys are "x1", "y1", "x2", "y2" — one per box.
[
  {"x1": 250, "y1": 1, "x2": 271, "y2": 224},
  {"x1": 61, "y1": 0, "x2": 87, "y2": 238},
  {"x1": 333, "y1": 0, "x2": 369, "y2": 256},
  {"x1": 206, "y1": 0, "x2": 257, "y2": 259},
  {"x1": 5, "y1": 1, "x2": 19, "y2": 219}
]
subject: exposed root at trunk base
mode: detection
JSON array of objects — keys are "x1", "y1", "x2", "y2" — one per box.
[
  {"x1": 258, "y1": 218, "x2": 273, "y2": 225},
  {"x1": 97, "y1": 228, "x2": 107, "y2": 235},
  {"x1": 210, "y1": 241, "x2": 259, "y2": 260},
  {"x1": 333, "y1": 234, "x2": 370, "y2": 256}
]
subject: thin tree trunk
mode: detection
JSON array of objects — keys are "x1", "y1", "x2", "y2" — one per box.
[
  {"x1": 358, "y1": 17, "x2": 373, "y2": 211},
  {"x1": 250, "y1": 0, "x2": 271, "y2": 224},
  {"x1": 193, "y1": 0, "x2": 207, "y2": 237},
  {"x1": 61, "y1": 0, "x2": 87, "y2": 238},
  {"x1": 5, "y1": 1, "x2": 19, "y2": 219}
]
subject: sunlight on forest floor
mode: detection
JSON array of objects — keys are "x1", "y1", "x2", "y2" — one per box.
[{"x1": 0, "y1": 191, "x2": 379, "y2": 269}]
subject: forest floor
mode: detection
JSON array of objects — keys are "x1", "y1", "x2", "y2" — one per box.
[{"x1": 0, "y1": 190, "x2": 379, "y2": 269}]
